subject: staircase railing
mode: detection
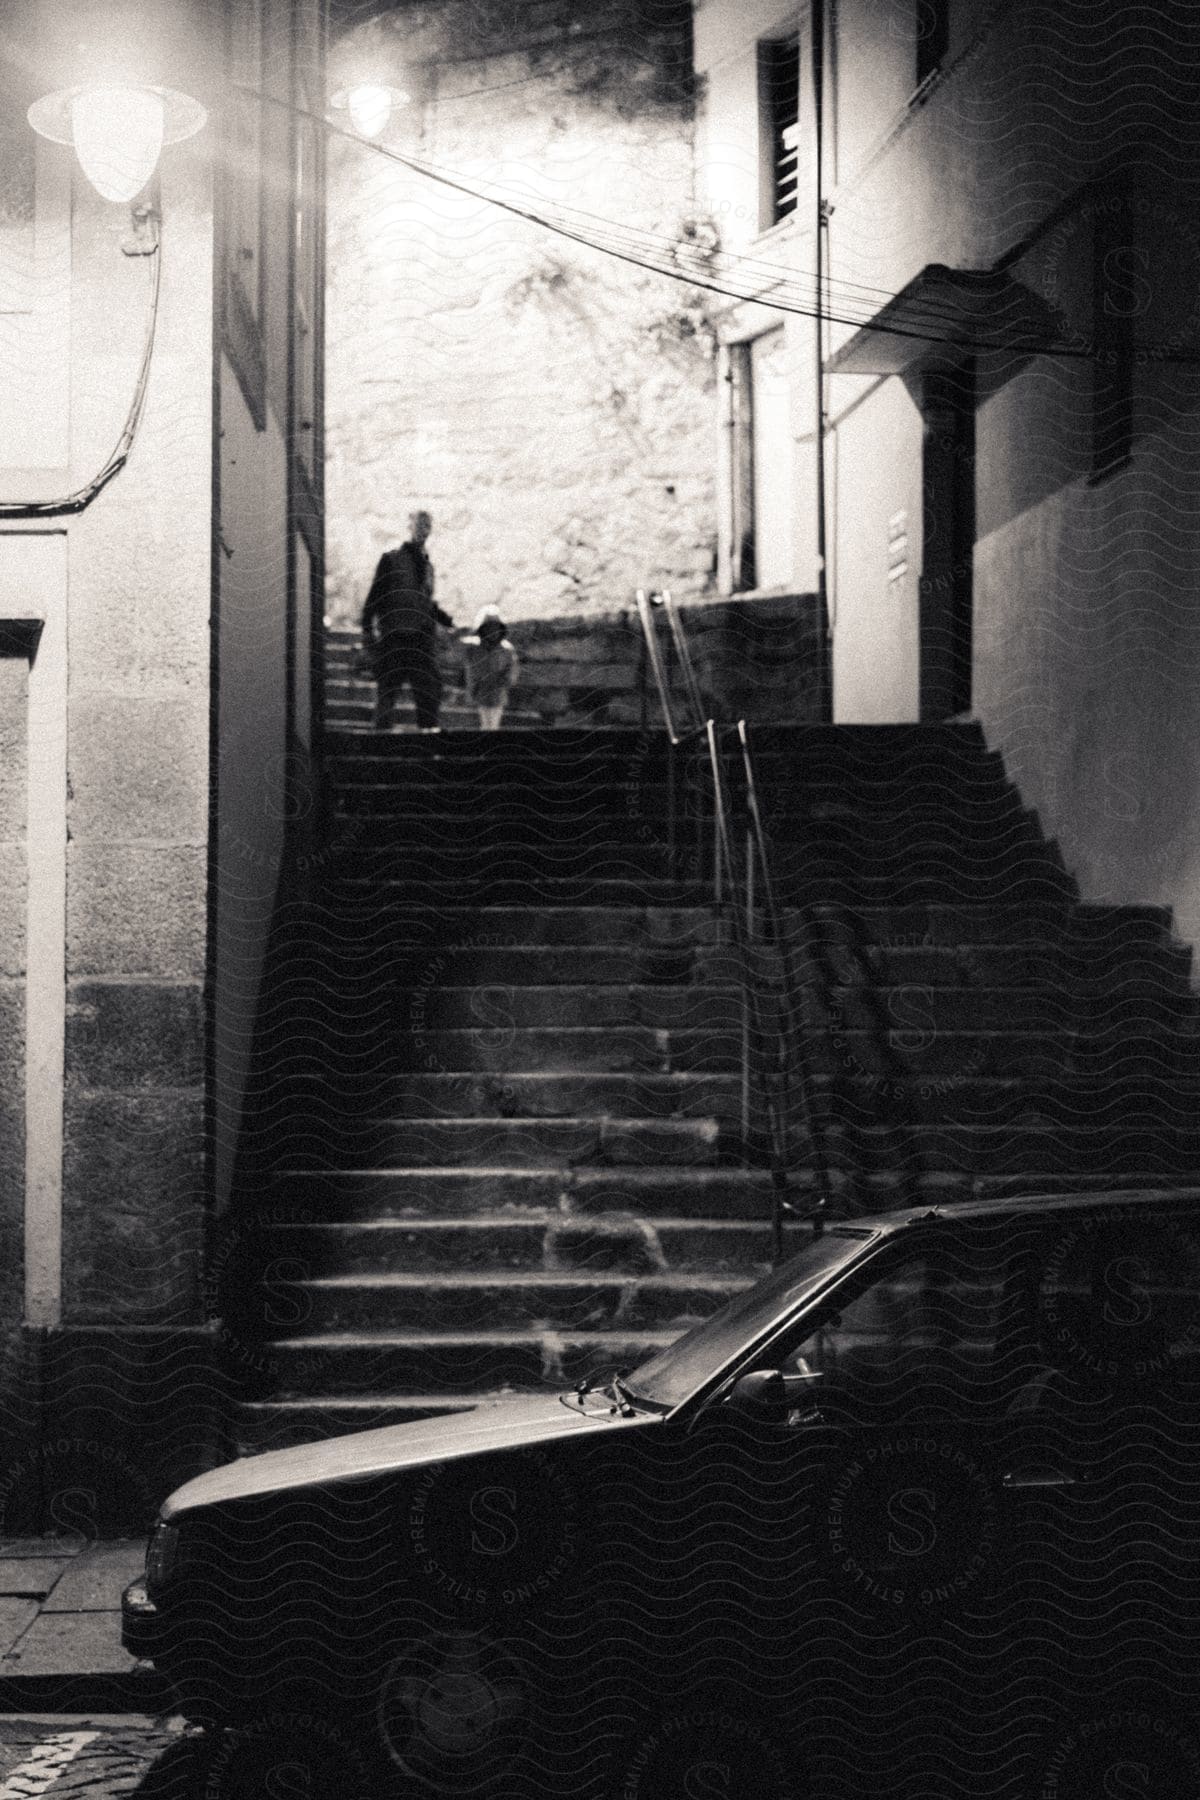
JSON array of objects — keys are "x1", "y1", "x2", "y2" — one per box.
[{"x1": 635, "y1": 589, "x2": 830, "y2": 1262}]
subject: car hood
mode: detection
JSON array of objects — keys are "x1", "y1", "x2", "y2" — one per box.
[{"x1": 163, "y1": 1392, "x2": 649, "y2": 1519}]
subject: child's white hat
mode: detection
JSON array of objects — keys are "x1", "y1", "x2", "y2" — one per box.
[{"x1": 473, "y1": 606, "x2": 507, "y2": 631}]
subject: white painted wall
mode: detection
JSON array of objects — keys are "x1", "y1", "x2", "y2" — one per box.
[{"x1": 829, "y1": 373, "x2": 922, "y2": 720}]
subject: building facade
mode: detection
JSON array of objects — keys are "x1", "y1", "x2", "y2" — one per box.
[
  {"x1": 695, "y1": 0, "x2": 1200, "y2": 954},
  {"x1": 3, "y1": 0, "x2": 1198, "y2": 1529},
  {"x1": 823, "y1": 0, "x2": 1200, "y2": 952},
  {"x1": 0, "y1": 0, "x2": 326, "y2": 1527}
]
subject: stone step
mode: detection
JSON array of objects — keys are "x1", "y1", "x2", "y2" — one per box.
[
  {"x1": 250, "y1": 937, "x2": 1110, "y2": 992},
  {"x1": 330, "y1": 716, "x2": 548, "y2": 733},
  {"x1": 334, "y1": 1071, "x2": 745, "y2": 1119},
  {"x1": 255, "y1": 934, "x2": 1193, "y2": 1018},
  {"x1": 269, "y1": 903, "x2": 721, "y2": 947},
  {"x1": 266, "y1": 1165, "x2": 783, "y2": 1220},
  {"x1": 230, "y1": 1214, "x2": 773, "y2": 1276},
  {"x1": 275, "y1": 1270, "x2": 754, "y2": 1334},
  {"x1": 244, "y1": 1072, "x2": 1200, "y2": 1173},
  {"x1": 319, "y1": 744, "x2": 1015, "y2": 796},
  {"x1": 328, "y1": 786, "x2": 1038, "y2": 835},
  {"x1": 828, "y1": 1072, "x2": 1200, "y2": 1127},
  {"x1": 321, "y1": 721, "x2": 996, "y2": 759},
  {"x1": 262, "y1": 1162, "x2": 1200, "y2": 1229},
  {"x1": 324, "y1": 775, "x2": 1031, "y2": 828},
  {"x1": 327, "y1": 664, "x2": 647, "y2": 703},
  {"x1": 328, "y1": 984, "x2": 747, "y2": 1030},
  {"x1": 280, "y1": 898, "x2": 1120, "y2": 951},
  {"x1": 821, "y1": 1119, "x2": 1200, "y2": 1174},
  {"x1": 324, "y1": 726, "x2": 663, "y2": 760},
  {"x1": 280, "y1": 1116, "x2": 1200, "y2": 1177},
  {"x1": 269, "y1": 1067, "x2": 1200, "y2": 1129},
  {"x1": 330, "y1": 785, "x2": 660, "y2": 820},
  {"x1": 328, "y1": 841, "x2": 677, "y2": 879},
  {"x1": 255, "y1": 1023, "x2": 1200, "y2": 1103},
  {"x1": 326, "y1": 944, "x2": 710, "y2": 986},
  {"x1": 808, "y1": 940, "x2": 1192, "y2": 991},
  {"x1": 327, "y1": 872, "x2": 696, "y2": 906},
  {"x1": 325, "y1": 824, "x2": 1058, "y2": 886},
  {"x1": 773, "y1": 866, "x2": 1077, "y2": 906},
  {"x1": 328, "y1": 701, "x2": 477, "y2": 722},
  {"x1": 322, "y1": 866, "x2": 1080, "y2": 908},
  {"x1": 298, "y1": 981, "x2": 1130, "y2": 1035},
  {"x1": 299, "y1": 1115, "x2": 726, "y2": 1169},
  {"x1": 326, "y1": 785, "x2": 1033, "y2": 829},
  {"x1": 330, "y1": 815, "x2": 689, "y2": 853},
  {"x1": 255, "y1": 1023, "x2": 1087, "y2": 1080},
  {"x1": 252, "y1": 1329, "x2": 692, "y2": 1397}
]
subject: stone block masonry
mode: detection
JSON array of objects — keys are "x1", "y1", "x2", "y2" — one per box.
[
  {"x1": 325, "y1": 0, "x2": 718, "y2": 629},
  {"x1": 327, "y1": 591, "x2": 827, "y2": 729}
]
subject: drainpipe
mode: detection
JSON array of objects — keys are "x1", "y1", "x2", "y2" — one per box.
[{"x1": 812, "y1": 0, "x2": 831, "y2": 719}]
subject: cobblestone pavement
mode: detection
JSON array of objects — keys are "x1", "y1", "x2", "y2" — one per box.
[{"x1": 0, "y1": 1718, "x2": 204, "y2": 1799}]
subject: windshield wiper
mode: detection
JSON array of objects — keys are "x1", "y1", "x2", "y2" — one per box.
[
  {"x1": 561, "y1": 1371, "x2": 655, "y2": 1415},
  {"x1": 610, "y1": 1373, "x2": 652, "y2": 1413}
]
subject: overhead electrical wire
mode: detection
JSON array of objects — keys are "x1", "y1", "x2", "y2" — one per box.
[
  {"x1": 1, "y1": 59, "x2": 1173, "y2": 530},
  {"x1": 307, "y1": 101, "x2": 1119, "y2": 363},
  {"x1": 0, "y1": 219, "x2": 163, "y2": 519}
]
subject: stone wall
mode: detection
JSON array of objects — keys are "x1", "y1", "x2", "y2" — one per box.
[
  {"x1": 0, "y1": 0, "x2": 222, "y2": 1527},
  {"x1": 333, "y1": 590, "x2": 826, "y2": 725},
  {"x1": 493, "y1": 593, "x2": 826, "y2": 725},
  {"x1": 325, "y1": 0, "x2": 719, "y2": 627},
  {"x1": 60, "y1": 159, "x2": 212, "y2": 1336}
]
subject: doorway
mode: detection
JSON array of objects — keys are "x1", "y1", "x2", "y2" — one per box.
[
  {"x1": 730, "y1": 327, "x2": 796, "y2": 593},
  {"x1": 919, "y1": 358, "x2": 976, "y2": 719}
]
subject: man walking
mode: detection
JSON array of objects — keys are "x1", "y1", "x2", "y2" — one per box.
[{"x1": 361, "y1": 510, "x2": 455, "y2": 732}]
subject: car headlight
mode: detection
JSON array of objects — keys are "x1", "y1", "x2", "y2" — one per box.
[{"x1": 145, "y1": 1520, "x2": 180, "y2": 1593}]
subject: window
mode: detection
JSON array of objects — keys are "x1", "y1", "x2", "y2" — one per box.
[
  {"x1": 770, "y1": 1210, "x2": 1200, "y2": 1430},
  {"x1": 915, "y1": 0, "x2": 950, "y2": 87},
  {"x1": 779, "y1": 1241, "x2": 1014, "y2": 1424},
  {"x1": 728, "y1": 329, "x2": 795, "y2": 593},
  {"x1": 758, "y1": 32, "x2": 800, "y2": 230}
]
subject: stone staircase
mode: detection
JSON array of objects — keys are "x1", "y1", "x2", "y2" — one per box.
[
  {"x1": 224, "y1": 723, "x2": 1200, "y2": 1451},
  {"x1": 324, "y1": 626, "x2": 550, "y2": 731}
]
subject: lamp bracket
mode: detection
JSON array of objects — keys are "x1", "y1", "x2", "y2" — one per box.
[{"x1": 122, "y1": 195, "x2": 161, "y2": 258}]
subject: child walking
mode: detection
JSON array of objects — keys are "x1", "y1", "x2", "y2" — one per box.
[{"x1": 464, "y1": 608, "x2": 520, "y2": 730}]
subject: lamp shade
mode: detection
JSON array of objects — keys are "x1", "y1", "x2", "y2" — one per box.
[
  {"x1": 28, "y1": 84, "x2": 207, "y2": 202},
  {"x1": 330, "y1": 83, "x2": 409, "y2": 139},
  {"x1": 348, "y1": 83, "x2": 394, "y2": 138},
  {"x1": 71, "y1": 86, "x2": 164, "y2": 201}
]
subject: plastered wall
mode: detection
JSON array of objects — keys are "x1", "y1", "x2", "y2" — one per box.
[{"x1": 825, "y1": 0, "x2": 1200, "y2": 950}]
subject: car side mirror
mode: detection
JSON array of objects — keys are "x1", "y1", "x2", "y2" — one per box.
[{"x1": 725, "y1": 1369, "x2": 791, "y2": 1421}]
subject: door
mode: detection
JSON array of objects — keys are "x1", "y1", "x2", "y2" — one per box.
[
  {"x1": 750, "y1": 328, "x2": 795, "y2": 592},
  {"x1": 919, "y1": 357, "x2": 975, "y2": 718}
]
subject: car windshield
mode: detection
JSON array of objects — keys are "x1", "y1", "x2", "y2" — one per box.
[{"x1": 626, "y1": 1227, "x2": 877, "y2": 1409}]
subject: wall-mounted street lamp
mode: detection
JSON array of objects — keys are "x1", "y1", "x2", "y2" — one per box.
[
  {"x1": 1, "y1": 79, "x2": 207, "y2": 520},
  {"x1": 27, "y1": 83, "x2": 207, "y2": 203},
  {"x1": 329, "y1": 82, "x2": 408, "y2": 140}
]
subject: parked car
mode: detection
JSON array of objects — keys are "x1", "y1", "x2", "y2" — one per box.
[{"x1": 124, "y1": 1188, "x2": 1200, "y2": 1798}]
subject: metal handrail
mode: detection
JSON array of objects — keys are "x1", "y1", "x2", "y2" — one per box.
[
  {"x1": 736, "y1": 718, "x2": 830, "y2": 1253},
  {"x1": 634, "y1": 589, "x2": 829, "y2": 1260},
  {"x1": 635, "y1": 589, "x2": 682, "y2": 746},
  {"x1": 636, "y1": 588, "x2": 707, "y2": 887}
]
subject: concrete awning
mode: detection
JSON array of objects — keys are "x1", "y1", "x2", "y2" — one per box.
[{"x1": 826, "y1": 263, "x2": 1064, "y2": 376}]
